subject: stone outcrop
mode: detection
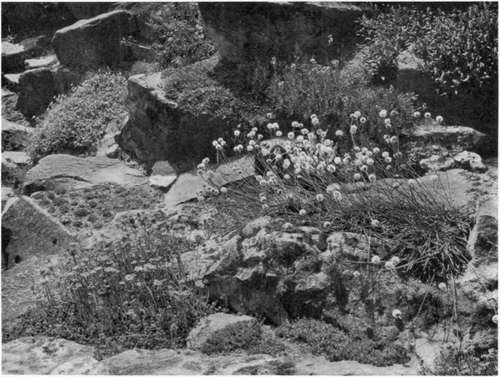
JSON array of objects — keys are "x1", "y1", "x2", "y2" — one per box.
[
  {"x1": 198, "y1": 2, "x2": 366, "y2": 66},
  {"x1": 16, "y1": 65, "x2": 81, "y2": 117},
  {"x1": 402, "y1": 124, "x2": 486, "y2": 151},
  {"x1": 1, "y1": 196, "x2": 75, "y2": 267},
  {"x1": 117, "y1": 56, "x2": 254, "y2": 171},
  {"x1": 2, "y1": 151, "x2": 31, "y2": 185},
  {"x1": 52, "y1": 10, "x2": 138, "y2": 70},
  {"x1": 1, "y1": 36, "x2": 51, "y2": 73},
  {"x1": 23, "y1": 154, "x2": 148, "y2": 193}
]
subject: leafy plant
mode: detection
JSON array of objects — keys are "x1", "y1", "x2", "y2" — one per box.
[
  {"x1": 27, "y1": 71, "x2": 128, "y2": 161},
  {"x1": 428, "y1": 344, "x2": 498, "y2": 376}
]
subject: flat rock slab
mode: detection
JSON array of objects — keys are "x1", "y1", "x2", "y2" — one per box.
[
  {"x1": 23, "y1": 154, "x2": 148, "y2": 193},
  {"x1": 2, "y1": 196, "x2": 76, "y2": 265},
  {"x1": 2, "y1": 41, "x2": 26, "y2": 73},
  {"x1": 25, "y1": 54, "x2": 58, "y2": 70},
  {"x1": 403, "y1": 124, "x2": 486, "y2": 150},
  {"x1": 2, "y1": 336, "x2": 98, "y2": 374},
  {"x1": 164, "y1": 173, "x2": 209, "y2": 207}
]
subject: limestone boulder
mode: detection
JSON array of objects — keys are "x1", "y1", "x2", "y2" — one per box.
[
  {"x1": 16, "y1": 65, "x2": 81, "y2": 117},
  {"x1": 23, "y1": 154, "x2": 148, "y2": 194},
  {"x1": 116, "y1": 56, "x2": 265, "y2": 171},
  {"x1": 199, "y1": 2, "x2": 365, "y2": 66},
  {"x1": 1, "y1": 196, "x2": 76, "y2": 267},
  {"x1": 52, "y1": 10, "x2": 138, "y2": 70},
  {"x1": 2, "y1": 151, "x2": 31, "y2": 185}
]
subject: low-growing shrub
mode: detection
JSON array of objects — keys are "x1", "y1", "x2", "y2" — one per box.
[
  {"x1": 200, "y1": 321, "x2": 263, "y2": 355},
  {"x1": 4, "y1": 216, "x2": 217, "y2": 355},
  {"x1": 27, "y1": 71, "x2": 127, "y2": 161},
  {"x1": 276, "y1": 318, "x2": 410, "y2": 366}
]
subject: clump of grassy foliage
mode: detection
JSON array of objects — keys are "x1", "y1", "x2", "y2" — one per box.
[
  {"x1": 198, "y1": 110, "x2": 472, "y2": 286},
  {"x1": 27, "y1": 71, "x2": 127, "y2": 161},
  {"x1": 267, "y1": 59, "x2": 417, "y2": 131},
  {"x1": 3, "y1": 214, "x2": 217, "y2": 358},
  {"x1": 276, "y1": 318, "x2": 410, "y2": 366}
]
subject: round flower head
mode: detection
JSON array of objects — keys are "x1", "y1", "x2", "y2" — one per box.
[
  {"x1": 368, "y1": 174, "x2": 376, "y2": 182},
  {"x1": 424, "y1": 112, "x2": 432, "y2": 119},
  {"x1": 246, "y1": 145, "x2": 254, "y2": 152},
  {"x1": 360, "y1": 165, "x2": 368, "y2": 172},
  {"x1": 323, "y1": 221, "x2": 331, "y2": 228},
  {"x1": 360, "y1": 117, "x2": 367, "y2": 124},
  {"x1": 350, "y1": 125, "x2": 358, "y2": 135},
  {"x1": 493, "y1": 315, "x2": 498, "y2": 324},
  {"x1": 438, "y1": 282, "x2": 447, "y2": 291},
  {"x1": 332, "y1": 191, "x2": 342, "y2": 201},
  {"x1": 202, "y1": 157, "x2": 210, "y2": 164},
  {"x1": 335, "y1": 130, "x2": 344, "y2": 137},
  {"x1": 327, "y1": 164, "x2": 336, "y2": 173},
  {"x1": 379, "y1": 109, "x2": 388, "y2": 118},
  {"x1": 384, "y1": 156, "x2": 392, "y2": 164},
  {"x1": 371, "y1": 255, "x2": 381, "y2": 264},
  {"x1": 412, "y1": 111, "x2": 421, "y2": 118},
  {"x1": 353, "y1": 173, "x2": 362, "y2": 181},
  {"x1": 276, "y1": 130, "x2": 283, "y2": 137},
  {"x1": 390, "y1": 110, "x2": 399, "y2": 117},
  {"x1": 371, "y1": 219, "x2": 380, "y2": 227},
  {"x1": 385, "y1": 261, "x2": 394, "y2": 269},
  {"x1": 311, "y1": 117, "x2": 320, "y2": 127},
  {"x1": 296, "y1": 135, "x2": 304, "y2": 143},
  {"x1": 316, "y1": 194, "x2": 325, "y2": 202},
  {"x1": 390, "y1": 136, "x2": 398, "y2": 144},
  {"x1": 353, "y1": 110, "x2": 362, "y2": 119},
  {"x1": 212, "y1": 140, "x2": 219, "y2": 148},
  {"x1": 234, "y1": 130, "x2": 241, "y2": 137},
  {"x1": 282, "y1": 222, "x2": 294, "y2": 231},
  {"x1": 386, "y1": 164, "x2": 392, "y2": 170},
  {"x1": 366, "y1": 158, "x2": 374, "y2": 166},
  {"x1": 311, "y1": 114, "x2": 318, "y2": 120},
  {"x1": 353, "y1": 271, "x2": 361, "y2": 278},
  {"x1": 392, "y1": 309, "x2": 402, "y2": 319},
  {"x1": 299, "y1": 209, "x2": 307, "y2": 216},
  {"x1": 436, "y1": 115, "x2": 444, "y2": 124},
  {"x1": 390, "y1": 256, "x2": 400, "y2": 265},
  {"x1": 301, "y1": 128, "x2": 309, "y2": 135},
  {"x1": 384, "y1": 118, "x2": 392, "y2": 128},
  {"x1": 284, "y1": 174, "x2": 291, "y2": 180},
  {"x1": 220, "y1": 187, "x2": 228, "y2": 194},
  {"x1": 291, "y1": 121, "x2": 300, "y2": 128},
  {"x1": 334, "y1": 157, "x2": 342, "y2": 165},
  {"x1": 373, "y1": 147, "x2": 380, "y2": 154},
  {"x1": 266, "y1": 112, "x2": 274, "y2": 119},
  {"x1": 288, "y1": 132, "x2": 295, "y2": 139},
  {"x1": 257, "y1": 134, "x2": 264, "y2": 140}
]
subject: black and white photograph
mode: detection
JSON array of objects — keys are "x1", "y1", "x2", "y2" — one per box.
[{"x1": 0, "y1": 1, "x2": 498, "y2": 375}]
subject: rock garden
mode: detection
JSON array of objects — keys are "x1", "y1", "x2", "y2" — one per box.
[{"x1": 1, "y1": 2, "x2": 498, "y2": 375}]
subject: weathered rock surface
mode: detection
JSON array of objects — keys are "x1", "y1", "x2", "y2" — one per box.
[
  {"x1": 2, "y1": 337, "x2": 98, "y2": 374},
  {"x1": 3, "y1": 335, "x2": 417, "y2": 375},
  {"x1": 1, "y1": 196, "x2": 75, "y2": 267},
  {"x1": 164, "y1": 173, "x2": 209, "y2": 207},
  {"x1": 403, "y1": 124, "x2": 486, "y2": 151},
  {"x1": 52, "y1": 10, "x2": 137, "y2": 70},
  {"x1": 2, "y1": 36, "x2": 52, "y2": 73},
  {"x1": 199, "y1": 2, "x2": 365, "y2": 66},
  {"x1": 2, "y1": 118, "x2": 33, "y2": 150},
  {"x1": 453, "y1": 151, "x2": 487, "y2": 172},
  {"x1": 64, "y1": 2, "x2": 112, "y2": 19},
  {"x1": 16, "y1": 65, "x2": 81, "y2": 117},
  {"x1": 23, "y1": 154, "x2": 148, "y2": 193}
]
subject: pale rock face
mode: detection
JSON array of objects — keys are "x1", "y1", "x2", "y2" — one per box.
[{"x1": 2, "y1": 337, "x2": 98, "y2": 374}]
